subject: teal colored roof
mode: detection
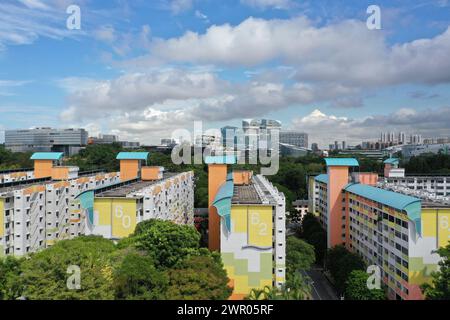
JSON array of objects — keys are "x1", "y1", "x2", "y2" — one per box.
[
  {"x1": 30, "y1": 152, "x2": 63, "y2": 160},
  {"x1": 205, "y1": 155, "x2": 237, "y2": 164},
  {"x1": 344, "y1": 183, "x2": 420, "y2": 211},
  {"x1": 324, "y1": 158, "x2": 359, "y2": 167},
  {"x1": 212, "y1": 177, "x2": 234, "y2": 232},
  {"x1": 116, "y1": 152, "x2": 149, "y2": 160},
  {"x1": 344, "y1": 183, "x2": 422, "y2": 235},
  {"x1": 383, "y1": 158, "x2": 399, "y2": 165},
  {"x1": 315, "y1": 174, "x2": 328, "y2": 184}
]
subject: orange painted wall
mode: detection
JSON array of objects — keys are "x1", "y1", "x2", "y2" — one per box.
[
  {"x1": 141, "y1": 166, "x2": 162, "y2": 181},
  {"x1": 51, "y1": 167, "x2": 70, "y2": 180},
  {"x1": 120, "y1": 159, "x2": 139, "y2": 181},
  {"x1": 384, "y1": 164, "x2": 392, "y2": 177},
  {"x1": 34, "y1": 160, "x2": 53, "y2": 179},
  {"x1": 357, "y1": 172, "x2": 379, "y2": 186},
  {"x1": 233, "y1": 170, "x2": 252, "y2": 185},
  {"x1": 327, "y1": 166, "x2": 349, "y2": 248},
  {"x1": 208, "y1": 164, "x2": 227, "y2": 251}
]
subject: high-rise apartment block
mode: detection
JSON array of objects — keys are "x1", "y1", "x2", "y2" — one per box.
[
  {"x1": 207, "y1": 156, "x2": 286, "y2": 299},
  {"x1": 0, "y1": 152, "x2": 194, "y2": 257},
  {"x1": 309, "y1": 158, "x2": 449, "y2": 300}
]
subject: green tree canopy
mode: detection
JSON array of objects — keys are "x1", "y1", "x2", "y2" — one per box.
[
  {"x1": 421, "y1": 244, "x2": 450, "y2": 300},
  {"x1": 17, "y1": 236, "x2": 116, "y2": 300},
  {"x1": 113, "y1": 249, "x2": 168, "y2": 300},
  {"x1": 298, "y1": 213, "x2": 327, "y2": 265},
  {"x1": 125, "y1": 219, "x2": 201, "y2": 269},
  {"x1": 165, "y1": 250, "x2": 232, "y2": 300},
  {"x1": 0, "y1": 256, "x2": 22, "y2": 300},
  {"x1": 325, "y1": 245, "x2": 366, "y2": 295},
  {"x1": 286, "y1": 236, "x2": 315, "y2": 276},
  {"x1": 344, "y1": 270, "x2": 386, "y2": 300}
]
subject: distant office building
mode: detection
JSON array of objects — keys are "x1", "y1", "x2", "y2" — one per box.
[
  {"x1": 410, "y1": 134, "x2": 423, "y2": 145},
  {"x1": 161, "y1": 138, "x2": 177, "y2": 146},
  {"x1": 339, "y1": 149, "x2": 387, "y2": 160},
  {"x1": 220, "y1": 126, "x2": 239, "y2": 149},
  {"x1": 279, "y1": 143, "x2": 310, "y2": 157},
  {"x1": 88, "y1": 134, "x2": 139, "y2": 149},
  {"x1": 88, "y1": 134, "x2": 118, "y2": 145},
  {"x1": 342, "y1": 141, "x2": 346, "y2": 150},
  {"x1": 242, "y1": 119, "x2": 281, "y2": 151},
  {"x1": 402, "y1": 143, "x2": 450, "y2": 160},
  {"x1": 118, "y1": 141, "x2": 140, "y2": 149},
  {"x1": 437, "y1": 137, "x2": 450, "y2": 144},
  {"x1": 279, "y1": 131, "x2": 308, "y2": 149},
  {"x1": 334, "y1": 141, "x2": 339, "y2": 151},
  {"x1": 398, "y1": 132, "x2": 406, "y2": 144},
  {"x1": 5, "y1": 128, "x2": 88, "y2": 156},
  {"x1": 311, "y1": 143, "x2": 319, "y2": 152}
]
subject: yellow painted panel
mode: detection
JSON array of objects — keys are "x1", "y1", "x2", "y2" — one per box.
[
  {"x1": 231, "y1": 206, "x2": 248, "y2": 233},
  {"x1": 111, "y1": 198, "x2": 137, "y2": 238},
  {"x1": 233, "y1": 275, "x2": 250, "y2": 294},
  {"x1": 422, "y1": 209, "x2": 437, "y2": 237},
  {"x1": 0, "y1": 199, "x2": 4, "y2": 237},
  {"x1": 226, "y1": 266, "x2": 235, "y2": 278},
  {"x1": 259, "y1": 279, "x2": 272, "y2": 288},
  {"x1": 94, "y1": 198, "x2": 112, "y2": 226},
  {"x1": 437, "y1": 209, "x2": 450, "y2": 248},
  {"x1": 248, "y1": 206, "x2": 273, "y2": 248}
]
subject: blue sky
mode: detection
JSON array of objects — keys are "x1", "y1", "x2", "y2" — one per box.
[{"x1": 0, "y1": 0, "x2": 450, "y2": 147}]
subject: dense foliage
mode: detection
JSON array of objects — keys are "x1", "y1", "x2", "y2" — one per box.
[
  {"x1": 66, "y1": 143, "x2": 126, "y2": 172},
  {"x1": 404, "y1": 153, "x2": 450, "y2": 174},
  {"x1": 0, "y1": 256, "x2": 22, "y2": 300},
  {"x1": 113, "y1": 249, "x2": 168, "y2": 300},
  {"x1": 122, "y1": 219, "x2": 201, "y2": 269},
  {"x1": 421, "y1": 244, "x2": 450, "y2": 300},
  {"x1": 11, "y1": 236, "x2": 117, "y2": 300},
  {"x1": 165, "y1": 250, "x2": 232, "y2": 300},
  {"x1": 297, "y1": 213, "x2": 327, "y2": 265},
  {"x1": 286, "y1": 236, "x2": 315, "y2": 276},
  {"x1": 325, "y1": 245, "x2": 366, "y2": 295},
  {"x1": 344, "y1": 270, "x2": 386, "y2": 300},
  {"x1": 0, "y1": 146, "x2": 33, "y2": 169}
]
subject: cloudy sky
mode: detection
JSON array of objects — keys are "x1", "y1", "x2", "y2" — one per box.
[{"x1": 0, "y1": 0, "x2": 450, "y2": 147}]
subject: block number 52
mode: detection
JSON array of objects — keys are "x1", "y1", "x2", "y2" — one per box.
[{"x1": 250, "y1": 212, "x2": 268, "y2": 236}]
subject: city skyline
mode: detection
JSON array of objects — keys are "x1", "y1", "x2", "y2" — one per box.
[{"x1": 0, "y1": 1, "x2": 450, "y2": 147}]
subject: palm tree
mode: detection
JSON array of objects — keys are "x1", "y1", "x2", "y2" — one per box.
[
  {"x1": 246, "y1": 288, "x2": 266, "y2": 300},
  {"x1": 283, "y1": 273, "x2": 312, "y2": 300}
]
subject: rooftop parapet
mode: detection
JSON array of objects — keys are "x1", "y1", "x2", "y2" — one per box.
[
  {"x1": 324, "y1": 158, "x2": 359, "y2": 167},
  {"x1": 116, "y1": 152, "x2": 150, "y2": 181},
  {"x1": 116, "y1": 152, "x2": 149, "y2": 161}
]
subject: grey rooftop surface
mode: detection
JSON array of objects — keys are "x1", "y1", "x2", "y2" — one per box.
[
  {"x1": 232, "y1": 184, "x2": 262, "y2": 204},
  {"x1": 95, "y1": 172, "x2": 179, "y2": 198}
]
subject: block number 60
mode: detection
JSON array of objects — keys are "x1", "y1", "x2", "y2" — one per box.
[
  {"x1": 440, "y1": 216, "x2": 449, "y2": 230},
  {"x1": 115, "y1": 205, "x2": 131, "y2": 229}
]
